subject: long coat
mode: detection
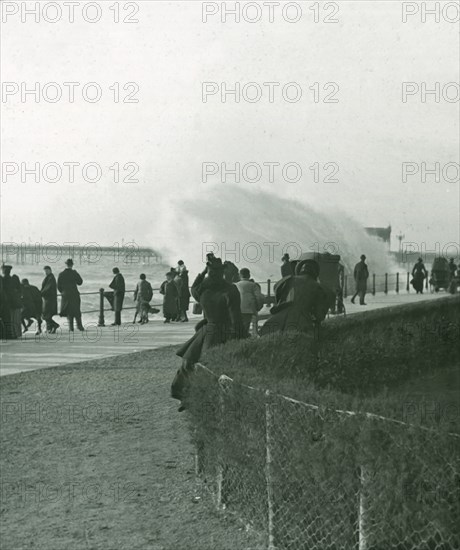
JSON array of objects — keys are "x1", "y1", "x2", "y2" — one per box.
[
  {"x1": 160, "y1": 280, "x2": 179, "y2": 318},
  {"x1": 57, "y1": 268, "x2": 83, "y2": 317},
  {"x1": 2, "y1": 274, "x2": 22, "y2": 310},
  {"x1": 109, "y1": 273, "x2": 125, "y2": 312},
  {"x1": 41, "y1": 273, "x2": 58, "y2": 317},
  {"x1": 177, "y1": 270, "x2": 191, "y2": 312},
  {"x1": 176, "y1": 272, "x2": 246, "y2": 364},
  {"x1": 21, "y1": 284, "x2": 42, "y2": 318},
  {"x1": 354, "y1": 261, "x2": 369, "y2": 292},
  {"x1": 260, "y1": 275, "x2": 330, "y2": 336}
]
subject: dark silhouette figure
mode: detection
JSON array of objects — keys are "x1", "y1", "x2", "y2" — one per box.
[
  {"x1": 411, "y1": 257, "x2": 428, "y2": 294},
  {"x1": 21, "y1": 279, "x2": 42, "y2": 334},
  {"x1": 57, "y1": 259, "x2": 84, "y2": 331},
  {"x1": 1, "y1": 264, "x2": 22, "y2": 339},
  {"x1": 108, "y1": 267, "x2": 125, "y2": 326},
  {"x1": 41, "y1": 266, "x2": 59, "y2": 333},
  {"x1": 171, "y1": 256, "x2": 246, "y2": 411},
  {"x1": 351, "y1": 255, "x2": 369, "y2": 305},
  {"x1": 160, "y1": 272, "x2": 179, "y2": 323},
  {"x1": 260, "y1": 259, "x2": 330, "y2": 337}
]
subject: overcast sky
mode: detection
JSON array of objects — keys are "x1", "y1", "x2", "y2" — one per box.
[{"x1": 1, "y1": 1, "x2": 459, "y2": 256}]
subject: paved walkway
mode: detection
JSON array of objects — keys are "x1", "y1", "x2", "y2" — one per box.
[{"x1": 0, "y1": 291, "x2": 445, "y2": 376}]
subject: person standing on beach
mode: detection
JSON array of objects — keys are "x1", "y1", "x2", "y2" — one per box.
[
  {"x1": 109, "y1": 267, "x2": 125, "y2": 326},
  {"x1": 41, "y1": 266, "x2": 59, "y2": 333},
  {"x1": 411, "y1": 257, "x2": 428, "y2": 294},
  {"x1": 133, "y1": 273, "x2": 153, "y2": 324},
  {"x1": 160, "y1": 272, "x2": 179, "y2": 323},
  {"x1": 57, "y1": 258, "x2": 84, "y2": 331},
  {"x1": 351, "y1": 255, "x2": 369, "y2": 305},
  {"x1": 1, "y1": 264, "x2": 22, "y2": 339},
  {"x1": 176, "y1": 260, "x2": 191, "y2": 322}
]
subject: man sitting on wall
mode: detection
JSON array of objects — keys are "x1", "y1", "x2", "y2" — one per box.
[{"x1": 260, "y1": 259, "x2": 330, "y2": 338}]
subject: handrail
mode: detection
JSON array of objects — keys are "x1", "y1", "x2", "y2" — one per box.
[{"x1": 59, "y1": 272, "x2": 436, "y2": 323}]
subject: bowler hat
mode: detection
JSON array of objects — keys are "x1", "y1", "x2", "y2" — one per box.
[{"x1": 65, "y1": 258, "x2": 74, "y2": 266}]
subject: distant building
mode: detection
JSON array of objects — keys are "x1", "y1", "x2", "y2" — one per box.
[{"x1": 364, "y1": 225, "x2": 391, "y2": 249}]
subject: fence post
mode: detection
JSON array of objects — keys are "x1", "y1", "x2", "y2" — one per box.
[
  {"x1": 358, "y1": 466, "x2": 368, "y2": 550},
  {"x1": 406, "y1": 272, "x2": 410, "y2": 292},
  {"x1": 216, "y1": 375, "x2": 231, "y2": 510},
  {"x1": 396, "y1": 273, "x2": 400, "y2": 293},
  {"x1": 265, "y1": 390, "x2": 276, "y2": 550},
  {"x1": 344, "y1": 275, "x2": 348, "y2": 298},
  {"x1": 372, "y1": 274, "x2": 376, "y2": 296},
  {"x1": 267, "y1": 278, "x2": 271, "y2": 305},
  {"x1": 384, "y1": 274, "x2": 388, "y2": 294},
  {"x1": 98, "y1": 288, "x2": 105, "y2": 327}
]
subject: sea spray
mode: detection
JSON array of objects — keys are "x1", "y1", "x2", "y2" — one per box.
[{"x1": 153, "y1": 186, "x2": 394, "y2": 280}]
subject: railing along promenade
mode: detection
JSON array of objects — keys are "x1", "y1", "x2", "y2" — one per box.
[{"x1": 76, "y1": 271, "x2": 432, "y2": 326}]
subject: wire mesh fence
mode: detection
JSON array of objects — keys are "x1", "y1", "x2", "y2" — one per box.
[{"x1": 189, "y1": 366, "x2": 460, "y2": 550}]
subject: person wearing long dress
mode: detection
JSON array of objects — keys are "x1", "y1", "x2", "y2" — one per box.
[
  {"x1": 411, "y1": 257, "x2": 428, "y2": 294},
  {"x1": 160, "y1": 272, "x2": 179, "y2": 323}
]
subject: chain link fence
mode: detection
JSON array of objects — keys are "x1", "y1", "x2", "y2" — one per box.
[{"x1": 189, "y1": 365, "x2": 460, "y2": 550}]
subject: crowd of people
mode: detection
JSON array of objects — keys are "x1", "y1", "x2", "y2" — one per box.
[
  {"x1": 1, "y1": 253, "x2": 458, "y2": 350},
  {"x1": 0, "y1": 258, "x2": 85, "y2": 339}
]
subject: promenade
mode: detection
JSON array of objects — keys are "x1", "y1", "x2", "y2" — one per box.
[{"x1": 0, "y1": 291, "x2": 444, "y2": 377}]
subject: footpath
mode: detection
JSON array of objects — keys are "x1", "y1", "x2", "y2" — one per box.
[{"x1": 0, "y1": 292, "x2": 443, "y2": 376}]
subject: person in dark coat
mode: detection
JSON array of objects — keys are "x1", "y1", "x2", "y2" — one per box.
[
  {"x1": 57, "y1": 259, "x2": 84, "y2": 331},
  {"x1": 351, "y1": 254, "x2": 369, "y2": 305},
  {"x1": 176, "y1": 260, "x2": 191, "y2": 322},
  {"x1": 260, "y1": 260, "x2": 330, "y2": 338},
  {"x1": 160, "y1": 272, "x2": 179, "y2": 323},
  {"x1": 171, "y1": 256, "x2": 247, "y2": 411},
  {"x1": 41, "y1": 266, "x2": 59, "y2": 333},
  {"x1": 108, "y1": 267, "x2": 125, "y2": 326},
  {"x1": 21, "y1": 279, "x2": 43, "y2": 334},
  {"x1": 1, "y1": 264, "x2": 22, "y2": 339},
  {"x1": 411, "y1": 257, "x2": 428, "y2": 294},
  {"x1": 448, "y1": 258, "x2": 458, "y2": 281},
  {"x1": 280, "y1": 253, "x2": 294, "y2": 278},
  {"x1": 223, "y1": 260, "x2": 240, "y2": 283}
]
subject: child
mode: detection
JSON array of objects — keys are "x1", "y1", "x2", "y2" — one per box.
[{"x1": 160, "y1": 272, "x2": 179, "y2": 323}]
